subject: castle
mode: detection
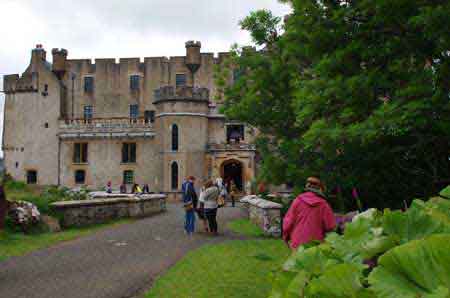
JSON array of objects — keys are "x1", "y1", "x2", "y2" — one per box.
[{"x1": 2, "y1": 42, "x2": 256, "y2": 198}]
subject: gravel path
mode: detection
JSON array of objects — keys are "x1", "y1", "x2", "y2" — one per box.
[{"x1": 0, "y1": 203, "x2": 248, "y2": 298}]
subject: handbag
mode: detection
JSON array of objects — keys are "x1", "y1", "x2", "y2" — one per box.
[{"x1": 184, "y1": 203, "x2": 194, "y2": 211}]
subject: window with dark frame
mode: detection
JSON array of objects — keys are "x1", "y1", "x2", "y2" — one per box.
[
  {"x1": 144, "y1": 110, "x2": 155, "y2": 123},
  {"x1": 75, "y1": 170, "x2": 86, "y2": 184},
  {"x1": 130, "y1": 104, "x2": 139, "y2": 119},
  {"x1": 122, "y1": 143, "x2": 136, "y2": 163},
  {"x1": 171, "y1": 162, "x2": 178, "y2": 190},
  {"x1": 123, "y1": 170, "x2": 134, "y2": 184},
  {"x1": 226, "y1": 124, "x2": 245, "y2": 143},
  {"x1": 171, "y1": 124, "x2": 179, "y2": 151},
  {"x1": 130, "y1": 75, "x2": 140, "y2": 90},
  {"x1": 84, "y1": 76, "x2": 94, "y2": 93},
  {"x1": 175, "y1": 74, "x2": 186, "y2": 87},
  {"x1": 84, "y1": 106, "x2": 93, "y2": 120},
  {"x1": 73, "y1": 143, "x2": 88, "y2": 163},
  {"x1": 26, "y1": 170, "x2": 37, "y2": 184}
]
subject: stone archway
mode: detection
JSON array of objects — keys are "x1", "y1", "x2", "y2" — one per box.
[{"x1": 220, "y1": 159, "x2": 244, "y2": 191}]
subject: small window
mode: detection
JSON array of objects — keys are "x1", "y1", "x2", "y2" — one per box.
[
  {"x1": 130, "y1": 75, "x2": 140, "y2": 90},
  {"x1": 15, "y1": 162, "x2": 19, "y2": 168},
  {"x1": 74, "y1": 143, "x2": 88, "y2": 163},
  {"x1": 144, "y1": 110, "x2": 155, "y2": 123},
  {"x1": 44, "y1": 84, "x2": 48, "y2": 92},
  {"x1": 176, "y1": 74, "x2": 186, "y2": 87},
  {"x1": 44, "y1": 123, "x2": 49, "y2": 128},
  {"x1": 84, "y1": 76, "x2": 94, "y2": 93},
  {"x1": 227, "y1": 124, "x2": 245, "y2": 143},
  {"x1": 26, "y1": 170, "x2": 37, "y2": 184},
  {"x1": 84, "y1": 106, "x2": 93, "y2": 120},
  {"x1": 75, "y1": 170, "x2": 86, "y2": 184},
  {"x1": 130, "y1": 104, "x2": 139, "y2": 119},
  {"x1": 122, "y1": 143, "x2": 136, "y2": 163},
  {"x1": 171, "y1": 162, "x2": 178, "y2": 190},
  {"x1": 171, "y1": 124, "x2": 179, "y2": 151},
  {"x1": 123, "y1": 170, "x2": 134, "y2": 184}
]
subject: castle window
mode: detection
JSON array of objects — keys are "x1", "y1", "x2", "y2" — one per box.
[
  {"x1": 122, "y1": 143, "x2": 136, "y2": 163},
  {"x1": 144, "y1": 110, "x2": 155, "y2": 124},
  {"x1": 171, "y1": 162, "x2": 178, "y2": 190},
  {"x1": 123, "y1": 170, "x2": 134, "y2": 184},
  {"x1": 130, "y1": 75, "x2": 140, "y2": 91},
  {"x1": 26, "y1": 170, "x2": 37, "y2": 185},
  {"x1": 73, "y1": 143, "x2": 88, "y2": 164},
  {"x1": 227, "y1": 124, "x2": 245, "y2": 143},
  {"x1": 233, "y1": 68, "x2": 242, "y2": 83},
  {"x1": 130, "y1": 104, "x2": 139, "y2": 119},
  {"x1": 75, "y1": 170, "x2": 86, "y2": 184},
  {"x1": 44, "y1": 123, "x2": 49, "y2": 128},
  {"x1": 171, "y1": 124, "x2": 179, "y2": 151},
  {"x1": 84, "y1": 76, "x2": 94, "y2": 93},
  {"x1": 15, "y1": 162, "x2": 19, "y2": 168},
  {"x1": 84, "y1": 106, "x2": 93, "y2": 120},
  {"x1": 176, "y1": 74, "x2": 186, "y2": 87}
]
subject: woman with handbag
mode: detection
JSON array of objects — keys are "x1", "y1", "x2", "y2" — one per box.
[{"x1": 199, "y1": 180, "x2": 220, "y2": 235}]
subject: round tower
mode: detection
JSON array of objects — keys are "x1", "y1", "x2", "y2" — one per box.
[{"x1": 153, "y1": 86, "x2": 210, "y2": 197}]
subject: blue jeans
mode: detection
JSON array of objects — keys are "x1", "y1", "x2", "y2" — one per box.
[{"x1": 185, "y1": 209, "x2": 196, "y2": 234}]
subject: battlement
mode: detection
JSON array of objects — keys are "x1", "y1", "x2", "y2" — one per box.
[
  {"x1": 153, "y1": 86, "x2": 209, "y2": 103},
  {"x1": 3, "y1": 73, "x2": 38, "y2": 94},
  {"x1": 185, "y1": 40, "x2": 201, "y2": 48}
]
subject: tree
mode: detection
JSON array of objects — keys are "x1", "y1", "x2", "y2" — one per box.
[{"x1": 220, "y1": 1, "x2": 450, "y2": 209}]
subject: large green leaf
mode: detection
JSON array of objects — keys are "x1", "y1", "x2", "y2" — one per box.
[
  {"x1": 440, "y1": 185, "x2": 450, "y2": 199},
  {"x1": 306, "y1": 263, "x2": 376, "y2": 298},
  {"x1": 283, "y1": 244, "x2": 340, "y2": 275},
  {"x1": 382, "y1": 204, "x2": 446, "y2": 244},
  {"x1": 369, "y1": 234, "x2": 450, "y2": 298}
]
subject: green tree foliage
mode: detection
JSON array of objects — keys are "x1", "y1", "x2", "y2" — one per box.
[{"x1": 220, "y1": 1, "x2": 450, "y2": 209}]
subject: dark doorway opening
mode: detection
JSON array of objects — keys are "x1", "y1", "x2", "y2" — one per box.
[
  {"x1": 222, "y1": 160, "x2": 243, "y2": 191},
  {"x1": 26, "y1": 170, "x2": 37, "y2": 184}
]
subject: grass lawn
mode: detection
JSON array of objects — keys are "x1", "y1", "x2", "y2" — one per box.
[
  {"x1": 227, "y1": 218, "x2": 267, "y2": 238},
  {"x1": 0, "y1": 219, "x2": 133, "y2": 262},
  {"x1": 146, "y1": 239, "x2": 290, "y2": 298}
]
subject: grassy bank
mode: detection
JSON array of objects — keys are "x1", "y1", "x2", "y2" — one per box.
[
  {"x1": 146, "y1": 239, "x2": 289, "y2": 298},
  {"x1": 0, "y1": 219, "x2": 132, "y2": 261}
]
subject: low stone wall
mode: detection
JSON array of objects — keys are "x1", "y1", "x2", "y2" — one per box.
[
  {"x1": 51, "y1": 193, "x2": 167, "y2": 227},
  {"x1": 240, "y1": 195, "x2": 282, "y2": 237}
]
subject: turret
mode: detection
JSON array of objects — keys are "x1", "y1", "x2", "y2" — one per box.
[
  {"x1": 52, "y1": 48, "x2": 68, "y2": 79},
  {"x1": 185, "y1": 41, "x2": 202, "y2": 86}
]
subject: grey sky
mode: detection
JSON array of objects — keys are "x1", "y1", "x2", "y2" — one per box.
[{"x1": 0, "y1": 0, "x2": 291, "y2": 156}]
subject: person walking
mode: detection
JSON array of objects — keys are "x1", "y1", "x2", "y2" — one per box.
[
  {"x1": 199, "y1": 180, "x2": 220, "y2": 235},
  {"x1": 230, "y1": 180, "x2": 238, "y2": 207},
  {"x1": 182, "y1": 176, "x2": 198, "y2": 236},
  {"x1": 0, "y1": 185, "x2": 10, "y2": 231},
  {"x1": 106, "y1": 181, "x2": 112, "y2": 194},
  {"x1": 283, "y1": 176, "x2": 336, "y2": 250}
]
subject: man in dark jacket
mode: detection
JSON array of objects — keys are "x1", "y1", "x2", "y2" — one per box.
[{"x1": 182, "y1": 176, "x2": 198, "y2": 235}]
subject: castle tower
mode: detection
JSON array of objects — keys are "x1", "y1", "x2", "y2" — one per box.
[
  {"x1": 153, "y1": 86, "x2": 210, "y2": 197},
  {"x1": 185, "y1": 41, "x2": 201, "y2": 87},
  {"x1": 51, "y1": 48, "x2": 68, "y2": 79}
]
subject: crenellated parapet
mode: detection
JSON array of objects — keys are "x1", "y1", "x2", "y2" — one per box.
[
  {"x1": 153, "y1": 86, "x2": 210, "y2": 103},
  {"x1": 3, "y1": 72, "x2": 39, "y2": 94}
]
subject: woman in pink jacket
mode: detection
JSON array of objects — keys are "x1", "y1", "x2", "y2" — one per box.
[{"x1": 283, "y1": 177, "x2": 336, "y2": 250}]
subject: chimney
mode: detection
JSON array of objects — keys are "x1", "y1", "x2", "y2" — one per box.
[
  {"x1": 31, "y1": 44, "x2": 47, "y2": 71},
  {"x1": 52, "y1": 48, "x2": 68, "y2": 79}
]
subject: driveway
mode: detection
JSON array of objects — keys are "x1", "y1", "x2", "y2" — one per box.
[{"x1": 0, "y1": 203, "x2": 247, "y2": 298}]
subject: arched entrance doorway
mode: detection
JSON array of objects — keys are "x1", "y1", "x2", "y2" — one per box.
[{"x1": 220, "y1": 159, "x2": 243, "y2": 191}]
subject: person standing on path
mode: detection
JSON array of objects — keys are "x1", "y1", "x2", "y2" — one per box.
[
  {"x1": 199, "y1": 180, "x2": 220, "y2": 235},
  {"x1": 283, "y1": 176, "x2": 336, "y2": 250},
  {"x1": 230, "y1": 181, "x2": 238, "y2": 207},
  {"x1": 182, "y1": 176, "x2": 198, "y2": 235}
]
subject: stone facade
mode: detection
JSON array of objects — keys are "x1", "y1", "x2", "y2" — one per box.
[
  {"x1": 240, "y1": 195, "x2": 282, "y2": 237},
  {"x1": 3, "y1": 42, "x2": 257, "y2": 196},
  {"x1": 51, "y1": 193, "x2": 166, "y2": 227}
]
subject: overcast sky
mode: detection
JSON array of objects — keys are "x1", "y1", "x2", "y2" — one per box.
[{"x1": 0, "y1": 0, "x2": 291, "y2": 157}]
